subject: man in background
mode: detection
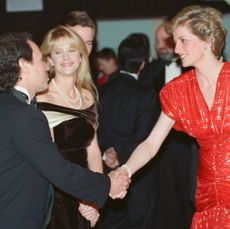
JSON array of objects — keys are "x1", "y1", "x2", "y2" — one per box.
[
  {"x1": 139, "y1": 22, "x2": 182, "y2": 91},
  {"x1": 65, "y1": 10, "x2": 96, "y2": 55},
  {"x1": 96, "y1": 47, "x2": 118, "y2": 86},
  {"x1": 65, "y1": 10, "x2": 100, "y2": 84},
  {"x1": 98, "y1": 33, "x2": 160, "y2": 229}
]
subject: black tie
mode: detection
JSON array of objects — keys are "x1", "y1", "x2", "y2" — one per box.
[{"x1": 164, "y1": 60, "x2": 173, "y2": 66}]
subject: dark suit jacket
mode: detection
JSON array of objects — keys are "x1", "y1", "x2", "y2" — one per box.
[
  {"x1": 139, "y1": 59, "x2": 166, "y2": 92},
  {"x1": 139, "y1": 58, "x2": 192, "y2": 93},
  {"x1": 98, "y1": 72, "x2": 160, "y2": 228},
  {"x1": 0, "y1": 91, "x2": 110, "y2": 229},
  {"x1": 98, "y1": 72, "x2": 160, "y2": 164}
]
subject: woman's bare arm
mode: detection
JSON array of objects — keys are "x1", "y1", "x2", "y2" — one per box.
[{"x1": 125, "y1": 112, "x2": 175, "y2": 175}]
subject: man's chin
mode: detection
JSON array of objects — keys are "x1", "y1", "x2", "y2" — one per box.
[
  {"x1": 38, "y1": 84, "x2": 49, "y2": 94},
  {"x1": 159, "y1": 53, "x2": 175, "y2": 61}
]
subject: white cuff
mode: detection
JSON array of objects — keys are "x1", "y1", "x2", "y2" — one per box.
[
  {"x1": 102, "y1": 152, "x2": 107, "y2": 161},
  {"x1": 121, "y1": 164, "x2": 132, "y2": 178}
]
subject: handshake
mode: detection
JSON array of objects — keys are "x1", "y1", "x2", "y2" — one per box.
[
  {"x1": 78, "y1": 165, "x2": 132, "y2": 227},
  {"x1": 108, "y1": 164, "x2": 132, "y2": 199},
  {"x1": 103, "y1": 146, "x2": 132, "y2": 199}
]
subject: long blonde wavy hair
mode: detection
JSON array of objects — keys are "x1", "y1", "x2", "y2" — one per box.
[{"x1": 40, "y1": 25, "x2": 98, "y2": 101}]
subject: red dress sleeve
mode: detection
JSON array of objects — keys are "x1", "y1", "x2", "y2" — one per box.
[{"x1": 160, "y1": 82, "x2": 185, "y2": 132}]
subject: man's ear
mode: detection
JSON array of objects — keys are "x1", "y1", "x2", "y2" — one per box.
[{"x1": 19, "y1": 58, "x2": 30, "y2": 75}]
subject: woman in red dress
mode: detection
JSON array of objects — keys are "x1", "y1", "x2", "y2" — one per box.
[{"x1": 118, "y1": 5, "x2": 229, "y2": 228}]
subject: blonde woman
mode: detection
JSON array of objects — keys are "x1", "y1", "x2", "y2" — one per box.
[{"x1": 37, "y1": 25, "x2": 102, "y2": 229}]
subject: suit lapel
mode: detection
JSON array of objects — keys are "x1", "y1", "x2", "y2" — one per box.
[
  {"x1": 10, "y1": 88, "x2": 28, "y2": 104},
  {"x1": 10, "y1": 88, "x2": 37, "y2": 107}
]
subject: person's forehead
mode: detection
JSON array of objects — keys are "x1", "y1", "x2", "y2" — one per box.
[
  {"x1": 52, "y1": 37, "x2": 71, "y2": 47},
  {"x1": 156, "y1": 27, "x2": 169, "y2": 38},
  {"x1": 69, "y1": 25, "x2": 95, "y2": 40},
  {"x1": 98, "y1": 58, "x2": 108, "y2": 63}
]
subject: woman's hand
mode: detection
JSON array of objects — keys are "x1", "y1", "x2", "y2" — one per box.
[{"x1": 79, "y1": 203, "x2": 100, "y2": 228}]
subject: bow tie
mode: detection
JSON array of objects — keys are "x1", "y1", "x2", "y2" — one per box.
[{"x1": 164, "y1": 60, "x2": 172, "y2": 66}]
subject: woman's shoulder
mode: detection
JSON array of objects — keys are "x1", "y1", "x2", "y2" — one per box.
[
  {"x1": 81, "y1": 88, "x2": 95, "y2": 105},
  {"x1": 160, "y1": 69, "x2": 195, "y2": 98}
]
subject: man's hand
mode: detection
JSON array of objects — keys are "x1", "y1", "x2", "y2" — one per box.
[
  {"x1": 78, "y1": 203, "x2": 99, "y2": 228},
  {"x1": 103, "y1": 147, "x2": 120, "y2": 168},
  {"x1": 108, "y1": 169, "x2": 131, "y2": 199}
]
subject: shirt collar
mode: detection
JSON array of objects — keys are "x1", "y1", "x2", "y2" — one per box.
[
  {"x1": 120, "y1": 70, "x2": 138, "y2": 80},
  {"x1": 14, "y1": 85, "x2": 31, "y2": 104}
]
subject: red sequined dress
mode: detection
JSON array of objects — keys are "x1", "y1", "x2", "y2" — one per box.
[{"x1": 160, "y1": 62, "x2": 230, "y2": 228}]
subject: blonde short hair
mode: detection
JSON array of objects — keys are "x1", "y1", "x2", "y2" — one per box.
[{"x1": 166, "y1": 5, "x2": 227, "y2": 58}]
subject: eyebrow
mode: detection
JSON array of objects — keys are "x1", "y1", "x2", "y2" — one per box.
[{"x1": 175, "y1": 35, "x2": 186, "y2": 40}]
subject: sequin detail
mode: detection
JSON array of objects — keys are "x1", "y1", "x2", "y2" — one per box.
[{"x1": 160, "y1": 63, "x2": 230, "y2": 228}]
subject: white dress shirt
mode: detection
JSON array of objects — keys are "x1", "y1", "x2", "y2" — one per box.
[{"x1": 165, "y1": 61, "x2": 182, "y2": 83}]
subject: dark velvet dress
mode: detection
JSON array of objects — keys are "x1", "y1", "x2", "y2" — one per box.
[{"x1": 37, "y1": 102, "x2": 98, "y2": 229}]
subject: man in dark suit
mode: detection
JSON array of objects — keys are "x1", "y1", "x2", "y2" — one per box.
[
  {"x1": 139, "y1": 22, "x2": 183, "y2": 92},
  {"x1": 139, "y1": 22, "x2": 197, "y2": 229},
  {"x1": 0, "y1": 32, "x2": 130, "y2": 229},
  {"x1": 98, "y1": 34, "x2": 160, "y2": 229}
]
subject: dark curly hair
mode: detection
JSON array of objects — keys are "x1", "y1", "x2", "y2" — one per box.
[{"x1": 0, "y1": 32, "x2": 33, "y2": 90}]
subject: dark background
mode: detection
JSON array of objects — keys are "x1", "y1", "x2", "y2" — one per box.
[{"x1": 0, "y1": 0, "x2": 229, "y2": 44}]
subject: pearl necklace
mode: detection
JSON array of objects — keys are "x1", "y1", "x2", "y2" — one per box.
[{"x1": 52, "y1": 79, "x2": 82, "y2": 109}]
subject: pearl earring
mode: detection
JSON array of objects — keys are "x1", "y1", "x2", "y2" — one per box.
[{"x1": 203, "y1": 45, "x2": 208, "y2": 54}]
